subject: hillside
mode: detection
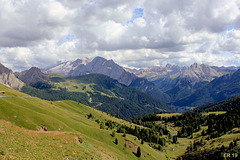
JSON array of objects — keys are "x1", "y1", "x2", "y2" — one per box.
[
  {"x1": 129, "y1": 78, "x2": 171, "y2": 103},
  {"x1": 20, "y1": 74, "x2": 172, "y2": 119},
  {"x1": 197, "y1": 95, "x2": 240, "y2": 111},
  {"x1": 132, "y1": 110, "x2": 240, "y2": 160},
  {"x1": 0, "y1": 83, "x2": 167, "y2": 160}
]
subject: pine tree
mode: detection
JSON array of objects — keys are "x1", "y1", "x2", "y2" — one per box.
[
  {"x1": 173, "y1": 135, "x2": 177, "y2": 144},
  {"x1": 220, "y1": 145, "x2": 225, "y2": 151},
  {"x1": 115, "y1": 138, "x2": 118, "y2": 145},
  {"x1": 228, "y1": 142, "x2": 234, "y2": 150},
  {"x1": 136, "y1": 146, "x2": 141, "y2": 157}
]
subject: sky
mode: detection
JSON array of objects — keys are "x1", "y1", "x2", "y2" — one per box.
[{"x1": 0, "y1": 0, "x2": 240, "y2": 71}]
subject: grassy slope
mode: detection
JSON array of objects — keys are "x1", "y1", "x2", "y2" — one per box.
[{"x1": 0, "y1": 83, "x2": 166, "y2": 160}]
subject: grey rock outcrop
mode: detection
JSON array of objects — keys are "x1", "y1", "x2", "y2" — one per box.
[{"x1": 0, "y1": 63, "x2": 24, "y2": 89}]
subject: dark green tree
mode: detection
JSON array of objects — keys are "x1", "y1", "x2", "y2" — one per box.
[
  {"x1": 115, "y1": 138, "x2": 118, "y2": 144},
  {"x1": 173, "y1": 135, "x2": 178, "y2": 144},
  {"x1": 228, "y1": 142, "x2": 234, "y2": 150},
  {"x1": 136, "y1": 146, "x2": 141, "y2": 157}
]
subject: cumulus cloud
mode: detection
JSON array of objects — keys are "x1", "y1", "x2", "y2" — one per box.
[{"x1": 0, "y1": 0, "x2": 240, "y2": 71}]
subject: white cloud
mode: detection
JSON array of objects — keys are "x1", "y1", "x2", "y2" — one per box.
[{"x1": 0, "y1": 0, "x2": 240, "y2": 71}]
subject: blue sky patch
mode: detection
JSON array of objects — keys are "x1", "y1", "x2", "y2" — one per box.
[
  {"x1": 227, "y1": 25, "x2": 234, "y2": 31},
  {"x1": 127, "y1": 8, "x2": 144, "y2": 24},
  {"x1": 220, "y1": 52, "x2": 233, "y2": 58},
  {"x1": 66, "y1": 34, "x2": 75, "y2": 41},
  {"x1": 133, "y1": 8, "x2": 144, "y2": 19}
]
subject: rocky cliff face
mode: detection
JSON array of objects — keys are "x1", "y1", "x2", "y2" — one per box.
[
  {"x1": 17, "y1": 67, "x2": 49, "y2": 85},
  {"x1": 69, "y1": 57, "x2": 137, "y2": 86},
  {"x1": 0, "y1": 63, "x2": 24, "y2": 89}
]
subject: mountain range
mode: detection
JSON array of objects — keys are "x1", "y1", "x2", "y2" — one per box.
[
  {"x1": 1, "y1": 56, "x2": 240, "y2": 112},
  {"x1": 43, "y1": 57, "x2": 240, "y2": 107}
]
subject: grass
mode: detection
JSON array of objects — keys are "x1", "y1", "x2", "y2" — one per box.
[
  {"x1": 0, "y1": 120, "x2": 106, "y2": 159},
  {"x1": 50, "y1": 75, "x2": 116, "y2": 98},
  {"x1": 0, "y1": 83, "x2": 166, "y2": 159},
  {"x1": 157, "y1": 113, "x2": 182, "y2": 118},
  {"x1": 202, "y1": 111, "x2": 226, "y2": 116}
]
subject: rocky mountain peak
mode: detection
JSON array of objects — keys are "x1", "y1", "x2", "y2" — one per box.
[
  {"x1": 0, "y1": 63, "x2": 24, "y2": 89},
  {"x1": 44, "y1": 58, "x2": 90, "y2": 76},
  {"x1": 175, "y1": 63, "x2": 223, "y2": 89},
  {"x1": 18, "y1": 67, "x2": 49, "y2": 85},
  {"x1": 69, "y1": 57, "x2": 137, "y2": 86},
  {"x1": 182, "y1": 64, "x2": 223, "y2": 81}
]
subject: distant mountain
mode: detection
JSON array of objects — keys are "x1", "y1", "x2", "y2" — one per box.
[
  {"x1": 129, "y1": 63, "x2": 224, "y2": 104},
  {"x1": 127, "y1": 63, "x2": 223, "y2": 92},
  {"x1": 69, "y1": 57, "x2": 137, "y2": 86},
  {"x1": 0, "y1": 63, "x2": 24, "y2": 89},
  {"x1": 45, "y1": 57, "x2": 137, "y2": 86},
  {"x1": 212, "y1": 66, "x2": 240, "y2": 73},
  {"x1": 125, "y1": 64, "x2": 185, "y2": 81},
  {"x1": 127, "y1": 64, "x2": 229, "y2": 84},
  {"x1": 174, "y1": 69, "x2": 240, "y2": 107},
  {"x1": 164, "y1": 64, "x2": 223, "y2": 101},
  {"x1": 44, "y1": 58, "x2": 90, "y2": 76},
  {"x1": 177, "y1": 63, "x2": 223, "y2": 87},
  {"x1": 197, "y1": 95, "x2": 240, "y2": 111},
  {"x1": 16, "y1": 67, "x2": 49, "y2": 85}
]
